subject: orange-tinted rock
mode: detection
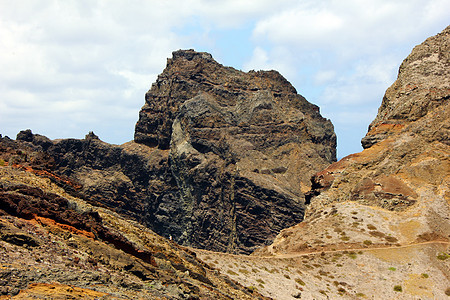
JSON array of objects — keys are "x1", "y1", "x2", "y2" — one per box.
[{"x1": 258, "y1": 26, "x2": 450, "y2": 257}]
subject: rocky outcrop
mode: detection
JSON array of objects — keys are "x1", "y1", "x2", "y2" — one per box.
[
  {"x1": 308, "y1": 26, "x2": 449, "y2": 213},
  {"x1": 10, "y1": 50, "x2": 335, "y2": 254},
  {"x1": 134, "y1": 49, "x2": 336, "y2": 253},
  {"x1": 11, "y1": 130, "x2": 185, "y2": 247},
  {"x1": 258, "y1": 25, "x2": 449, "y2": 254},
  {"x1": 361, "y1": 26, "x2": 449, "y2": 149}
]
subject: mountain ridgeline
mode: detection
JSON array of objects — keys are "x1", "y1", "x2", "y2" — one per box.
[{"x1": 13, "y1": 51, "x2": 336, "y2": 254}]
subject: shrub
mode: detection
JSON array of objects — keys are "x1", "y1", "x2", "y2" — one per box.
[
  {"x1": 437, "y1": 253, "x2": 449, "y2": 260},
  {"x1": 385, "y1": 236, "x2": 398, "y2": 243},
  {"x1": 393, "y1": 285, "x2": 402, "y2": 292},
  {"x1": 421, "y1": 273, "x2": 429, "y2": 278},
  {"x1": 227, "y1": 269, "x2": 237, "y2": 275},
  {"x1": 388, "y1": 267, "x2": 396, "y2": 271},
  {"x1": 367, "y1": 224, "x2": 377, "y2": 230},
  {"x1": 239, "y1": 268, "x2": 249, "y2": 275},
  {"x1": 295, "y1": 278, "x2": 306, "y2": 286},
  {"x1": 369, "y1": 231, "x2": 386, "y2": 238}
]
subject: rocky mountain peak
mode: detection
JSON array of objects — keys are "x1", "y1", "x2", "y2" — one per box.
[
  {"x1": 9, "y1": 50, "x2": 336, "y2": 254},
  {"x1": 130, "y1": 49, "x2": 337, "y2": 253},
  {"x1": 134, "y1": 49, "x2": 311, "y2": 150},
  {"x1": 171, "y1": 49, "x2": 214, "y2": 61}
]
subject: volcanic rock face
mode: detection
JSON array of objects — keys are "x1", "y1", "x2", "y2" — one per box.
[
  {"x1": 252, "y1": 26, "x2": 449, "y2": 299},
  {"x1": 134, "y1": 49, "x2": 336, "y2": 253},
  {"x1": 10, "y1": 51, "x2": 336, "y2": 254}
]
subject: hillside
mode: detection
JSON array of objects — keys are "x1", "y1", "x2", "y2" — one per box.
[{"x1": 0, "y1": 137, "x2": 268, "y2": 299}]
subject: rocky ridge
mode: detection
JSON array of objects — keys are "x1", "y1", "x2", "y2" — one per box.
[
  {"x1": 135, "y1": 49, "x2": 336, "y2": 253},
  {"x1": 11, "y1": 50, "x2": 336, "y2": 255}
]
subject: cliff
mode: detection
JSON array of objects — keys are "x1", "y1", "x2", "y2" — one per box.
[
  {"x1": 134, "y1": 49, "x2": 336, "y2": 253},
  {"x1": 14, "y1": 50, "x2": 336, "y2": 254}
]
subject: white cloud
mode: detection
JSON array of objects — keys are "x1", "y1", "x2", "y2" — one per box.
[
  {"x1": 314, "y1": 70, "x2": 337, "y2": 85},
  {"x1": 0, "y1": 1, "x2": 188, "y2": 142},
  {"x1": 252, "y1": 0, "x2": 450, "y2": 52}
]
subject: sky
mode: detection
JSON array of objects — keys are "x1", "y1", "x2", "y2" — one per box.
[{"x1": 1, "y1": 1, "x2": 449, "y2": 158}]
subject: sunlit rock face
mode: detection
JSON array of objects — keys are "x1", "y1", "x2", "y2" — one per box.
[
  {"x1": 10, "y1": 49, "x2": 336, "y2": 254},
  {"x1": 257, "y1": 26, "x2": 450, "y2": 263}
]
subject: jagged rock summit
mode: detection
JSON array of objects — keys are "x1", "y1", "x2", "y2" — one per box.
[
  {"x1": 134, "y1": 49, "x2": 336, "y2": 253},
  {"x1": 0, "y1": 48, "x2": 337, "y2": 298},
  {"x1": 8, "y1": 50, "x2": 336, "y2": 254}
]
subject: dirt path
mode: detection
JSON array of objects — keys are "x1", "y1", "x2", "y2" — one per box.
[
  {"x1": 265, "y1": 240, "x2": 450, "y2": 259},
  {"x1": 193, "y1": 240, "x2": 450, "y2": 260}
]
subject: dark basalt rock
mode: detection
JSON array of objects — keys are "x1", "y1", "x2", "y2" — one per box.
[
  {"x1": 12, "y1": 50, "x2": 336, "y2": 254},
  {"x1": 134, "y1": 49, "x2": 336, "y2": 253}
]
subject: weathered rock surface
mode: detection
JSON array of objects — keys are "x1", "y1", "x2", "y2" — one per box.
[
  {"x1": 11, "y1": 50, "x2": 336, "y2": 254},
  {"x1": 251, "y1": 26, "x2": 449, "y2": 299},
  {"x1": 135, "y1": 49, "x2": 336, "y2": 253}
]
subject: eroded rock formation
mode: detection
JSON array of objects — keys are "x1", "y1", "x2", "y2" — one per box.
[
  {"x1": 134, "y1": 49, "x2": 336, "y2": 253},
  {"x1": 9, "y1": 50, "x2": 336, "y2": 254}
]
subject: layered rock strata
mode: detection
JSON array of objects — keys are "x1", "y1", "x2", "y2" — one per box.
[
  {"x1": 135, "y1": 49, "x2": 336, "y2": 253},
  {"x1": 10, "y1": 50, "x2": 336, "y2": 254}
]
